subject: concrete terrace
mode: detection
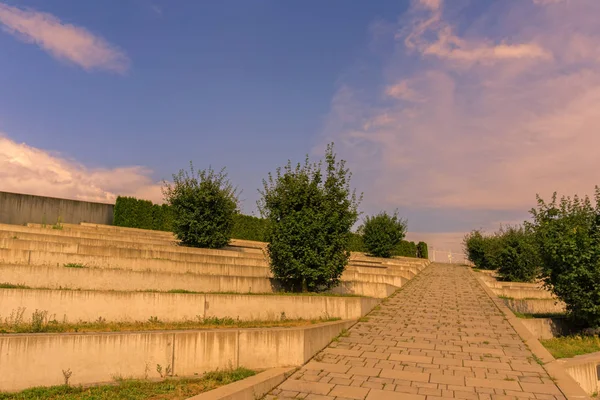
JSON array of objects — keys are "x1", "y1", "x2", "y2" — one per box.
[{"x1": 268, "y1": 264, "x2": 565, "y2": 400}]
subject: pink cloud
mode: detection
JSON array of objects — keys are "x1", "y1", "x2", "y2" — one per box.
[
  {"x1": 321, "y1": 0, "x2": 600, "y2": 214},
  {"x1": 0, "y1": 135, "x2": 162, "y2": 203},
  {"x1": 0, "y1": 2, "x2": 129, "y2": 73}
]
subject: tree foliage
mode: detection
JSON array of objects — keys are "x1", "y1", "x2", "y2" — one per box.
[
  {"x1": 259, "y1": 144, "x2": 361, "y2": 292},
  {"x1": 528, "y1": 188, "x2": 600, "y2": 328},
  {"x1": 361, "y1": 211, "x2": 407, "y2": 258},
  {"x1": 496, "y1": 225, "x2": 540, "y2": 283},
  {"x1": 417, "y1": 242, "x2": 429, "y2": 259},
  {"x1": 463, "y1": 230, "x2": 502, "y2": 270},
  {"x1": 163, "y1": 164, "x2": 239, "y2": 249},
  {"x1": 113, "y1": 196, "x2": 172, "y2": 231}
]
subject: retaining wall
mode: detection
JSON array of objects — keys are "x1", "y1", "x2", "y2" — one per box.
[
  {"x1": 0, "y1": 320, "x2": 354, "y2": 392},
  {"x1": 519, "y1": 318, "x2": 571, "y2": 339},
  {"x1": 0, "y1": 191, "x2": 114, "y2": 226},
  {"x1": 558, "y1": 352, "x2": 600, "y2": 395},
  {"x1": 0, "y1": 288, "x2": 378, "y2": 322},
  {"x1": 502, "y1": 298, "x2": 566, "y2": 314}
]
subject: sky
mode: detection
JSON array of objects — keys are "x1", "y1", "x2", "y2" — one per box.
[{"x1": 1, "y1": 0, "x2": 599, "y2": 254}]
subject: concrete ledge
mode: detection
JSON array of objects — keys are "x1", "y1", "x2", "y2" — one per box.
[
  {"x1": 492, "y1": 286, "x2": 555, "y2": 299},
  {"x1": 0, "y1": 288, "x2": 380, "y2": 322},
  {"x1": 187, "y1": 367, "x2": 295, "y2": 400},
  {"x1": 0, "y1": 264, "x2": 399, "y2": 298},
  {"x1": 502, "y1": 298, "x2": 566, "y2": 314},
  {"x1": 0, "y1": 320, "x2": 355, "y2": 392},
  {"x1": 472, "y1": 270, "x2": 590, "y2": 400},
  {"x1": 557, "y1": 352, "x2": 600, "y2": 395},
  {"x1": 520, "y1": 318, "x2": 571, "y2": 339}
]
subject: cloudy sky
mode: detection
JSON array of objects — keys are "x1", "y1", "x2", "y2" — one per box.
[{"x1": 1, "y1": 0, "x2": 598, "y2": 253}]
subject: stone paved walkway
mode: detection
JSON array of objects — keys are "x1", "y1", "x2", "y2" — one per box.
[{"x1": 266, "y1": 264, "x2": 565, "y2": 400}]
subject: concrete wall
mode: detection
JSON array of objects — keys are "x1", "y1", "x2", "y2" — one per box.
[
  {"x1": 520, "y1": 318, "x2": 571, "y2": 339},
  {"x1": 502, "y1": 298, "x2": 566, "y2": 314},
  {"x1": 559, "y1": 352, "x2": 600, "y2": 395},
  {"x1": 0, "y1": 320, "x2": 355, "y2": 392},
  {"x1": 0, "y1": 288, "x2": 379, "y2": 322},
  {"x1": 0, "y1": 191, "x2": 114, "y2": 226},
  {"x1": 492, "y1": 287, "x2": 555, "y2": 300},
  {"x1": 0, "y1": 264, "x2": 395, "y2": 298}
]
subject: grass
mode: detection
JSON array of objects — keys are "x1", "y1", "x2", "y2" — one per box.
[
  {"x1": 0, "y1": 283, "x2": 363, "y2": 297},
  {"x1": 63, "y1": 264, "x2": 87, "y2": 269},
  {"x1": 513, "y1": 312, "x2": 566, "y2": 319},
  {"x1": 0, "y1": 367, "x2": 255, "y2": 399},
  {"x1": 541, "y1": 336, "x2": 600, "y2": 359},
  {"x1": 0, "y1": 313, "x2": 340, "y2": 334}
]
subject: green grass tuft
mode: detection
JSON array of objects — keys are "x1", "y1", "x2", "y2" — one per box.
[
  {"x1": 63, "y1": 263, "x2": 87, "y2": 269},
  {"x1": 541, "y1": 335, "x2": 600, "y2": 359}
]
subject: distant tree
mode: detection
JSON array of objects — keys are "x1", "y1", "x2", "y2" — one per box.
[
  {"x1": 361, "y1": 211, "x2": 407, "y2": 258},
  {"x1": 163, "y1": 164, "x2": 238, "y2": 248},
  {"x1": 463, "y1": 230, "x2": 501, "y2": 270},
  {"x1": 259, "y1": 143, "x2": 361, "y2": 292},
  {"x1": 416, "y1": 242, "x2": 429, "y2": 259},
  {"x1": 496, "y1": 225, "x2": 540, "y2": 283}
]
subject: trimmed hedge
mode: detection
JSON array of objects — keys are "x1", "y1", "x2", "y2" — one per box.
[
  {"x1": 416, "y1": 241, "x2": 429, "y2": 259},
  {"x1": 113, "y1": 196, "x2": 172, "y2": 231},
  {"x1": 114, "y1": 196, "x2": 267, "y2": 241},
  {"x1": 348, "y1": 232, "x2": 418, "y2": 258}
]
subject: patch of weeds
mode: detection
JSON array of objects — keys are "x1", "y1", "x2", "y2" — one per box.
[
  {"x1": 358, "y1": 317, "x2": 370, "y2": 322},
  {"x1": 541, "y1": 335, "x2": 600, "y2": 359},
  {"x1": 63, "y1": 263, "x2": 87, "y2": 269},
  {"x1": 0, "y1": 283, "x2": 31, "y2": 289},
  {"x1": 513, "y1": 312, "x2": 566, "y2": 319},
  {"x1": 0, "y1": 367, "x2": 255, "y2": 399}
]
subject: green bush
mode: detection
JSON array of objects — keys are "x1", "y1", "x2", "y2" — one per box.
[
  {"x1": 417, "y1": 242, "x2": 428, "y2": 259},
  {"x1": 528, "y1": 188, "x2": 600, "y2": 328},
  {"x1": 348, "y1": 232, "x2": 366, "y2": 252},
  {"x1": 463, "y1": 230, "x2": 502, "y2": 270},
  {"x1": 163, "y1": 164, "x2": 239, "y2": 249},
  {"x1": 361, "y1": 211, "x2": 407, "y2": 258},
  {"x1": 394, "y1": 240, "x2": 418, "y2": 257},
  {"x1": 232, "y1": 214, "x2": 268, "y2": 242},
  {"x1": 496, "y1": 225, "x2": 540, "y2": 283},
  {"x1": 259, "y1": 144, "x2": 361, "y2": 292},
  {"x1": 114, "y1": 196, "x2": 165, "y2": 230}
]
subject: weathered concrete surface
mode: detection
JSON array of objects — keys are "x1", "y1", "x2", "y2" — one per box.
[
  {"x1": 0, "y1": 264, "x2": 399, "y2": 298},
  {"x1": 187, "y1": 367, "x2": 295, "y2": 400},
  {"x1": 0, "y1": 320, "x2": 354, "y2": 392},
  {"x1": 520, "y1": 318, "x2": 571, "y2": 339},
  {"x1": 557, "y1": 352, "x2": 600, "y2": 396},
  {"x1": 0, "y1": 191, "x2": 113, "y2": 226},
  {"x1": 502, "y1": 298, "x2": 566, "y2": 315},
  {"x1": 0, "y1": 288, "x2": 379, "y2": 322},
  {"x1": 268, "y1": 264, "x2": 576, "y2": 400}
]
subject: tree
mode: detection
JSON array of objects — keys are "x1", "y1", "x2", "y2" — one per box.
[
  {"x1": 496, "y1": 225, "x2": 540, "y2": 283},
  {"x1": 163, "y1": 164, "x2": 238, "y2": 248},
  {"x1": 361, "y1": 211, "x2": 407, "y2": 258},
  {"x1": 417, "y1": 242, "x2": 429, "y2": 259},
  {"x1": 463, "y1": 230, "x2": 501, "y2": 270},
  {"x1": 528, "y1": 188, "x2": 600, "y2": 328},
  {"x1": 259, "y1": 143, "x2": 361, "y2": 292}
]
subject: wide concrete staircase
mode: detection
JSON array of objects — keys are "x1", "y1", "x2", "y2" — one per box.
[{"x1": 0, "y1": 222, "x2": 430, "y2": 392}]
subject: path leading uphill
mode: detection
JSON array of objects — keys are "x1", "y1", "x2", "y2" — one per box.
[{"x1": 267, "y1": 263, "x2": 565, "y2": 400}]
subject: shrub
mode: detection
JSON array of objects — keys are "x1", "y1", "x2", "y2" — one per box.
[
  {"x1": 361, "y1": 211, "x2": 407, "y2": 258},
  {"x1": 463, "y1": 230, "x2": 502, "y2": 270},
  {"x1": 496, "y1": 225, "x2": 540, "y2": 283},
  {"x1": 417, "y1": 242, "x2": 428, "y2": 259},
  {"x1": 232, "y1": 214, "x2": 268, "y2": 242},
  {"x1": 348, "y1": 232, "x2": 366, "y2": 252},
  {"x1": 163, "y1": 164, "x2": 239, "y2": 249},
  {"x1": 395, "y1": 240, "x2": 418, "y2": 258},
  {"x1": 259, "y1": 144, "x2": 361, "y2": 292},
  {"x1": 528, "y1": 188, "x2": 600, "y2": 328},
  {"x1": 113, "y1": 196, "x2": 171, "y2": 231}
]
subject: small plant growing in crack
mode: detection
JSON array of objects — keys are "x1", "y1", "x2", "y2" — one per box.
[{"x1": 62, "y1": 368, "x2": 73, "y2": 386}]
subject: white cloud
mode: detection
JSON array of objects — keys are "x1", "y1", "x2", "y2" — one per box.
[
  {"x1": 0, "y1": 2, "x2": 129, "y2": 73},
  {"x1": 0, "y1": 135, "x2": 162, "y2": 203},
  {"x1": 321, "y1": 0, "x2": 600, "y2": 215}
]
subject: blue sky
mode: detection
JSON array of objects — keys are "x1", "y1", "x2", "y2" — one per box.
[{"x1": 1, "y1": 0, "x2": 599, "y2": 253}]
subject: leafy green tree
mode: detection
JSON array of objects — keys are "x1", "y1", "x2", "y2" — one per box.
[
  {"x1": 163, "y1": 164, "x2": 239, "y2": 248},
  {"x1": 361, "y1": 211, "x2": 407, "y2": 258},
  {"x1": 259, "y1": 144, "x2": 361, "y2": 292},
  {"x1": 496, "y1": 225, "x2": 540, "y2": 283},
  {"x1": 395, "y1": 240, "x2": 418, "y2": 257},
  {"x1": 528, "y1": 188, "x2": 600, "y2": 327},
  {"x1": 417, "y1": 242, "x2": 429, "y2": 259},
  {"x1": 463, "y1": 230, "x2": 502, "y2": 270}
]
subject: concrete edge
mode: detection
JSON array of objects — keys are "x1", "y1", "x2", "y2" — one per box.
[
  {"x1": 186, "y1": 367, "x2": 296, "y2": 400},
  {"x1": 470, "y1": 269, "x2": 590, "y2": 400}
]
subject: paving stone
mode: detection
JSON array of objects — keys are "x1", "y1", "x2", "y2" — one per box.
[{"x1": 267, "y1": 264, "x2": 564, "y2": 400}]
